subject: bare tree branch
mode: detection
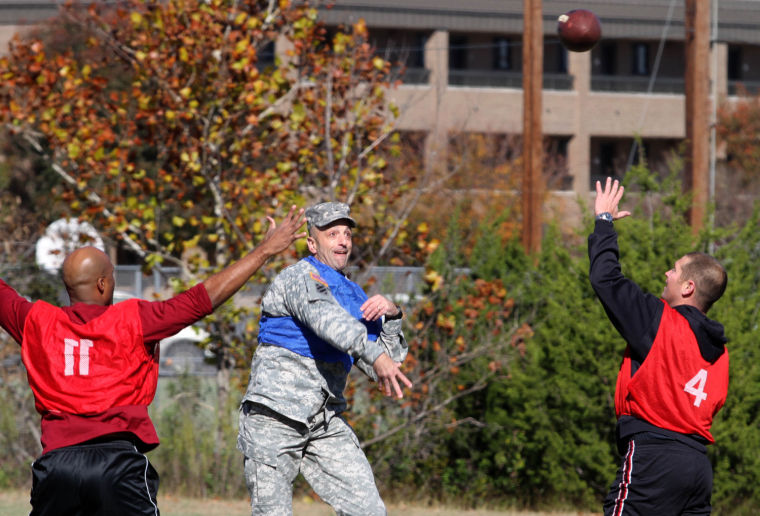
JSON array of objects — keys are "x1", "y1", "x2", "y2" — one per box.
[{"x1": 361, "y1": 377, "x2": 492, "y2": 448}]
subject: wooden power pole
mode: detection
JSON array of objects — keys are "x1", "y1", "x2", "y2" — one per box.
[
  {"x1": 684, "y1": 0, "x2": 710, "y2": 231},
  {"x1": 522, "y1": 0, "x2": 543, "y2": 254}
]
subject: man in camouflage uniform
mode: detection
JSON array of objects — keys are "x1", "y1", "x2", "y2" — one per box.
[{"x1": 238, "y1": 201, "x2": 412, "y2": 516}]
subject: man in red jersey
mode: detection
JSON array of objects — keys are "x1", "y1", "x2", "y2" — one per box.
[
  {"x1": 589, "y1": 178, "x2": 729, "y2": 516},
  {"x1": 0, "y1": 206, "x2": 305, "y2": 516}
]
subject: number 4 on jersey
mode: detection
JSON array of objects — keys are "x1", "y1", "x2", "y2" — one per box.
[{"x1": 684, "y1": 369, "x2": 708, "y2": 407}]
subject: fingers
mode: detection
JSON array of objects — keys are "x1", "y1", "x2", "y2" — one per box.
[
  {"x1": 258, "y1": 206, "x2": 307, "y2": 254},
  {"x1": 272, "y1": 206, "x2": 306, "y2": 240},
  {"x1": 382, "y1": 377, "x2": 393, "y2": 397},
  {"x1": 361, "y1": 295, "x2": 393, "y2": 321},
  {"x1": 391, "y1": 370, "x2": 413, "y2": 398},
  {"x1": 597, "y1": 177, "x2": 620, "y2": 197},
  {"x1": 377, "y1": 374, "x2": 392, "y2": 396},
  {"x1": 373, "y1": 353, "x2": 413, "y2": 399},
  {"x1": 613, "y1": 182, "x2": 624, "y2": 201},
  {"x1": 280, "y1": 205, "x2": 304, "y2": 228},
  {"x1": 396, "y1": 369, "x2": 413, "y2": 389},
  {"x1": 595, "y1": 177, "x2": 629, "y2": 219},
  {"x1": 291, "y1": 206, "x2": 305, "y2": 226},
  {"x1": 284, "y1": 204, "x2": 299, "y2": 219},
  {"x1": 379, "y1": 370, "x2": 413, "y2": 399},
  {"x1": 390, "y1": 377, "x2": 402, "y2": 398}
]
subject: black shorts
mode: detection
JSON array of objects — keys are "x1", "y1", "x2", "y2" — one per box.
[
  {"x1": 30, "y1": 439, "x2": 159, "y2": 516},
  {"x1": 604, "y1": 432, "x2": 712, "y2": 516}
]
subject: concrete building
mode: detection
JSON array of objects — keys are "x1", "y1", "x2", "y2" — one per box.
[
  {"x1": 2, "y1": 0, "x2": 759, "y2": 222},
  {"x1": 317, "y1": 0, "x2": 760, "y2": 220}
]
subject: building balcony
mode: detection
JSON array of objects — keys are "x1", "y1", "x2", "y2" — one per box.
[
  {"x1": 729, "y1": 80, "x2": 760, "y2": 96},
  {"x1": 591, "y1": 74, "x2": 685, "y2": 94},
  {"x1": 448, "y1": 69, "x2": 573, "y2": 90},
  {"x1": 397, "y1": 66, "x2": 430, "y2": 85}
]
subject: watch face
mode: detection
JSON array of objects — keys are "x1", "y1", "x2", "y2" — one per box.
[{"x1": 597, "y1": 213, "x2": 613, "y2": 222}]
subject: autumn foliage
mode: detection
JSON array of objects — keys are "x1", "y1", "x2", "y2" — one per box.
[
  {"x1": 0, "y1": 0, "x2": 427, "y2": 387},
  {"x1": 717, "y1": 89, "x2": 760, "y2": 181},
  {"x1": 0, "y1": 0, "x2": 407, "y2": 274}
]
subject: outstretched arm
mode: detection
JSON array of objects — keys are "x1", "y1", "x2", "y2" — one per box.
[
  {"x1": 203, "y1": 205, "x2": 306, "y2": 309},
  {"x1": 589, "y1": 177, "x2": 662, "y2": 363},
  {"x1": 0, "y1": 279, "x2": 34, "y2": 344}
]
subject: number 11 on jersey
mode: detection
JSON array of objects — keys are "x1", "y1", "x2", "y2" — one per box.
[{"x1": 64, "y1": 338, "x2": 94, "y2": 376}]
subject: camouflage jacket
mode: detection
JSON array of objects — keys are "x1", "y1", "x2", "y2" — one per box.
[{"x1": 241, "y1": 259, "x2": 407, "y2": 425}]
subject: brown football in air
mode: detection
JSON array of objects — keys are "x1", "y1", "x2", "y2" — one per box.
[{"x1": 557, "y1": 9, "x2": 602, "y2": 52}]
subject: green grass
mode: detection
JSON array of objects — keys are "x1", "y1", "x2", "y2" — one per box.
[{"x1": 0, "y1": 489, "x2": 600, "y2": 515}]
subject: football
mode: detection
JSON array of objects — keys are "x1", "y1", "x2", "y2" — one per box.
[{"x1": 557, "y1": 9, "x2": 602, "y2": 52}]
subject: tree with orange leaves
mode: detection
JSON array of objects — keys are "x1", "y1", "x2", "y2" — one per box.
[
  {"x1": 715, "y1": 89, "x2": 760, "y2": 225},
  {"x1": 717, "y1": 89, "x2": 760, "y2": 180},
  {"x1": 0, "y1": 1, "x2": 424, "y2": 479},
  {"x1": 0, "y1": 0, "x2": 416, "y2": 376}
]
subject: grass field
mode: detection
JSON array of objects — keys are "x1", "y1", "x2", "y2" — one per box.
[{"x1": 0, "y1": 489, "x2": 600, "y2": 515}]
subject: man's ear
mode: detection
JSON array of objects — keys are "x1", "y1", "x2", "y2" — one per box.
[
  {"x1": 96, "y1": 276, "x2": 106, "y2": 295},
  {"x1": 306, "y1": 236, "x2": 317, "y2": 254},
  {"x1": 682, "y1": 279, "x2": 695, "y2": 298}
]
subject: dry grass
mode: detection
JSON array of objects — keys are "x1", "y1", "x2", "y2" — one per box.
[{"x1": 0, "y1": 489, "x2": 600, "y2": 516}]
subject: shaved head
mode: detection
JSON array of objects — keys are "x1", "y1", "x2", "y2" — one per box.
[{"x1": 61, "y1": 246, "x2": 115, "y2": 305}]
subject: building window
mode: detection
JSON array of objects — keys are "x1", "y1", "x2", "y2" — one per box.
[
  {"x1": 449, "y1": 36, "x2": 468, "y2": 70},
  {"x1": 545, "y1": 136, "x2": 571, "y2": 190},
  {"x1": 557, "y1": 45, "x2": 568, "y2": 74},
  {"x1": 599, "y1": 141, "x2": 616, "y2": 177},
  {"x1": 632, "y1": 43, "x2": 649, "y2": 76},
  {"x1": 600, "y1": 43, "x2": 616, "y2": 75},
  {"x1": 493, "y1": 37, "x2": 511, "y2": 70},
  {"x1": 411, "y1": 33, "x2": 427, "y2": 68},
  {"x1": 728, "y1": 46, "x2": 742, "y2": 80}
]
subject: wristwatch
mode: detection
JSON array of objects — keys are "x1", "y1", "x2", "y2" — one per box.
[{"x1": 596, "y1": 212, "x2": 613, "y2": 223}]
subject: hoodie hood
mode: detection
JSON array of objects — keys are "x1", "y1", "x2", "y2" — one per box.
[{"x1": 675, "y1": 305, "x2": 727, "y2": 363}]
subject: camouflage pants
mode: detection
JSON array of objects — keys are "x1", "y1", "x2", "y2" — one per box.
[{"x1": 237, "y1": 402, "x2": 386, "y2": 516}]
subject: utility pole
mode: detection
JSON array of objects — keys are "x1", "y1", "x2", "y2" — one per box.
[
  {"x1": 522, "y1": 0, "x2": 543, "y2": 254},
  {"x1": 684, "y1": 0, "x2": 710, "y2": 231}
]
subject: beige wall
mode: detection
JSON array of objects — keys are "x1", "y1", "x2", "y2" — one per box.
[
  {"x1": 389, "y1": 56, "x2": 690, "y2": 199},
  {"x1": 384, "y1": 27, "x2": 738, "y2": 205},
  {"x1": 0, "y1": 24, "x2": 20, "y2": 54}
]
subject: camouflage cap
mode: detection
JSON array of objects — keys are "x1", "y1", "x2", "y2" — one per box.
[{"x1": 305, "y1": 202, "x2": 356, "y2": 232}]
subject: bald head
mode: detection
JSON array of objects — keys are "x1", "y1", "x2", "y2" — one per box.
[{"x1": 61, "y1": 246, "x2": 115, "y2": 306}]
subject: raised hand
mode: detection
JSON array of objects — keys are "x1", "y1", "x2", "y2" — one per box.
[
  {"x1": 203, "y1": 205, "x2": 306, "y2": 309},
  {"x1": 259, "y1": 205, "x2": 307, "y2": 256},
  {"x1": 595, "y1": 177, "x2": 631, "y2": 220}
]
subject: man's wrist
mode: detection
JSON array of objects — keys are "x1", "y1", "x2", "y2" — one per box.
[
  {"x1": 596, "y1": 212, "x2": 613, "y2": 223},
  {"x1": 386, "y1": 305, "x2": 403, "y2": 320}
]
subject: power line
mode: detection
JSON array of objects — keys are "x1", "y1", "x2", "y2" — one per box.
[
  {"x1": 624, "y1": 0, "x2": 678, "y2": 174},
  {"x1": 370, "y1": 38, "x2": 569, "y2": 56}
]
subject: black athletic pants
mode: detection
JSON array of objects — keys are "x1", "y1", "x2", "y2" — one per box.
[
  {"x1": 30, "y1": 439, "x2": 159, "y2": 516},
  {"x1": 603, "y1": 432, "x2": 712, "y2": 516}
]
